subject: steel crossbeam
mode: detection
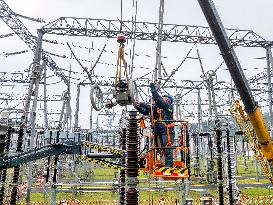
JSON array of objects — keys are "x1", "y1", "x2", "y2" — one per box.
[{"x1": 42, "y1": 17, "x2": 270, "y2": 47}]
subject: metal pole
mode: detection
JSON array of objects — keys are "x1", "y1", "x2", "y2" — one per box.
[
  {"x1": 26, "y1": 29, "x2": 44, "y2": 205},
  {"x1": 255, "y1": 158, "x2": 259, "y2": 182},
  {"x1": 66, "y1": 70, "x2": 72, "y2": 132},
  {"x1": 197, "y1": 89, "x2": 205, "y2": 171},
  {"x1": 51, "y1": 130, "x2": 60, "y2": 205},
  {"x1": 58, "y1": 93, "x2": 66, "y2": 129},
  {"x1": 266, "y1": 46, "x2": 273, "y2": 139},
  {"x1": 74, "y1": 84, "x2": 81, "y2": 129},
  {"x1": 185, "y1": 124, "x2": 191, "y2": 195},
  {"x1": 197, "y1": 0, "x2": 273, "y2": 164},
  {"x1": 180, "y1": 180, "x2": 186, "y2": 205},
  {"x1": 208, "y1": 71, "x2": 224, "y2": 204},
  {"x1": 154, "y1": 0, "x2": 164, "y2": 84},
  {"x1": 43, "y1": 61, "x2": 48, "y2": 130},
  {"x1": 197, "y1": 88, "x2": 203, "y2": 133},
  {"x1": 176, "y1": 98, "x2": 179, "y2": 120},
  {"x1": 197, "y1": 0, "x2": 255, "y2": 112},
  {"x1": 209, "y1": 76, "x2": 218, "y2": 118},
  {"x1": 90, "y1": 106, "x2": 93, "y2": 130}
]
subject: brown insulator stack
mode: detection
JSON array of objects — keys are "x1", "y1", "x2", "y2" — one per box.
[
  {"x1": 126, "y1": 111, "x2": 139, "y2": 205},
  {"x1": 216, "y1": 129, "x2": 224, "y2": 205},
  {"x1": 10, "y1": 126, "x2": 24, "y2": 205},
  {"x1": 0, "y1": 126, "x2": 11, "y2": 205},
  {"x1": 119, "y1": 128, "x2": 126, "y2": 205}
]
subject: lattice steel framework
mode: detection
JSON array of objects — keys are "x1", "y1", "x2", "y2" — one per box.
[
  {"x1": 0, "y1": 0, "x2": 69, "y2": 85},
  {"x1": 42, "y1": 17, "x2": 271, "y2": 47}
]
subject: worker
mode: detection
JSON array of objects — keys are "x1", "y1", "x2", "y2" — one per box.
[
  {"x1": 134, "y1": 98, "x2": 162, "y2": 146},
  {"x1": 134, "y1": 83, "x2": 175, "y2": 167},
  {"x1": 150, "y1": 83, "x2": 175, "y2": 167}
]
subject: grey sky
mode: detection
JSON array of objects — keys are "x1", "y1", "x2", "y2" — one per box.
[
  {"x1": 1, "y1": 0, "x2": 273, "y2": 128},
  {"x1": 4, "y1": 0, "x2": 273, "y2": 38}
]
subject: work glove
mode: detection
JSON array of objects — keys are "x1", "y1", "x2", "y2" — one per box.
[
  {"x1": 150, "y1": 83, "x2": 156, "y2": 91},
  {"x1": 133, "y1": 101, "x2": 140, "y2": 107}
]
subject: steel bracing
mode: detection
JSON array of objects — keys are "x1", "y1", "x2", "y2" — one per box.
[
  {"x1": 0, "y1": 0, "x2": 69, "y2": 85},
  {"x1": 42, "y1": 17, "x2": 270, "y2": 47}
]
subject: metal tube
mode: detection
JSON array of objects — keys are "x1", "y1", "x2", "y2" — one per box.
[
  {"x1": 90, "y1": 106, "x2": 93, "y2": 130},
  {"x1": 74, "y1": 84, "x2": 81, "y2": 129},
  {"x1": 25, "y1": 29, "x2": 44, "y2": 204},
  {"x1": 210, "y1": 79, "x2": 218, "y2": 118},
  {"x1": 197, "y1": 0, "x2": 273, "y2": 162},
  {"x1": 51, "y1": 130, "x2": 60, "y2": 205},
  {"x1": 197, "y1": 0, "x2": 255, "y2": 112},
  {"x1": 43, "y1": 61, "x2": 48, "y2": 130},
  {"x1": 207, "y1": 81, "x2": 213, "y2": 119},
  {"x1": 154, "y1": 0, "x2": 164, "y2": 84},
  {"x1": 197, "y1": 89, "x2": 203, "y2": 133}
]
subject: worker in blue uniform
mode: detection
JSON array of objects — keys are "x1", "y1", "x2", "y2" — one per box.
[
  {"x1": 134, "y1": 83, "x2": 175, "y2": 167},
  {"x1": 134, "y1": 98, "x2": 162, "y2": 148}
]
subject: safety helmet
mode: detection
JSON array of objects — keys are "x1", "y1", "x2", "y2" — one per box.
[{"x1": 163, "y1": 94, "x2": 174, "y2": 104}]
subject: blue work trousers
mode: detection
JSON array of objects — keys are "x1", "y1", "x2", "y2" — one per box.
[
  {"x1": 154, "y1": 125, "x2": 174, "y2": 167},
  {"x1": 161, "y1": 133, "x2": 175, "y2": 167}
]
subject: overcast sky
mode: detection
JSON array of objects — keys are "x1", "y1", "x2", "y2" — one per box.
[
  {"x1": 3, "y1": 0, "x2": 273, "y2": 38},
  {"x1": 1, "y1": 0, "x2": 273, "y2": 129}
]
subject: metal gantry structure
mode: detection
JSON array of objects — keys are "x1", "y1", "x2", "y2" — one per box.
[
  {"x1": 0, "y1": 0, "x2": 69, "y2": 86},
  {"x1": 0, "y1": 0, "x2": 273, "y2": 205},
  {"x1": 41, "y1": 17, "x2": 270, "y2": 47}
]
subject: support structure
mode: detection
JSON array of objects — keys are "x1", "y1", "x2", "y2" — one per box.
[
  {"x1": 154, "y1": 0, "x2": 164, "y2": 84},
  {"x1": 42, "y1": 17, "x2": 269, "y2": 47},
  {"x1": 0, "y1": 0, "x2": 69, "y2": 85},
  {"x1": 216, "y1": 129, "x2": 224, "y2": 205},
  {"x1": 58, "y1": 90, "x2": 72, "y2": 131},
  {"x1": 205, "y1": 70, "x2": 224, "y2": 203},
  {"x1": 197, "y1": 0, "x2": 273, "y2": 165},
  {"x1": 74, "y1": 84, "x2": 81, "y2": 129},
  {"x1": 43, "y1": 62, "x2": 49, "y2": 130},
  {"x1": 119, "y1": 128, "x2": 126, "y2": 205},
  {"x1": 26, "y1": 29, "x2": 44, "y2": 204},
  {"x1": 226, "y1": 130, "x2": 235, "y2": 204},
  {"x1": 10, "y1": 126, "x2": 23, "y2": 205},
  {"x1": 126, "y1": 111, "x2": 139, "y2": 205},
  {"x1": 51, "y1": 131, "x2": 60, "y2": 205},
  {"x1": 197, "y1": 88, "x2": 203, "y2": 133},
  {"x1": 0, "y1": 126, "x2": 11, "y2": 205}
]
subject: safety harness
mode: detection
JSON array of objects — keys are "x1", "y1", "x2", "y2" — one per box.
[{"x1": 155, "y1": 108, "x2": 174, "y2": 146}]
